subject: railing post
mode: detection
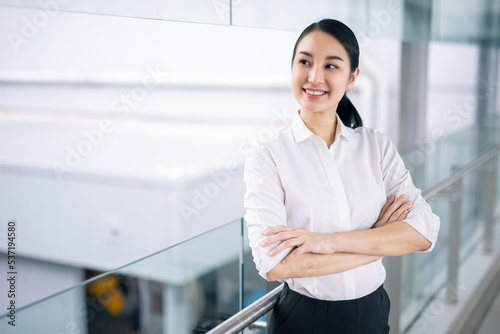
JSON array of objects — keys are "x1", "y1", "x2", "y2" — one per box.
[
  {"x1": 206, "y1": 284, "x2": 283, "y2": 334},
  {"x1": 483, "y1": 158, "x2": 498, "y2": 253},
  {"x1": 444, "y1": 180, "x2": 463, "y2": 303}
]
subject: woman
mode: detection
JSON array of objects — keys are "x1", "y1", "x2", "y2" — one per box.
[{"x1": 243, "y1": 19, "x2": 440, "y2": 333}]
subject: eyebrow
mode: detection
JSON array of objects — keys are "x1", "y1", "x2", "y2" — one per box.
[{"x1": 299, "y1": 51, "x2": 344, "y2": 61}]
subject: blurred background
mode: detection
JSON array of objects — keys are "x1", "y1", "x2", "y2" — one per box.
[{"x1": 0, "y1": 1, "x2": 499, "y2": 333}]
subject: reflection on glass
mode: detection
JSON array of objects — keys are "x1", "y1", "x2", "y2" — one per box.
[
  {"x1": 85, "y1": 272, "x2": 143, "y2": 333},
  {"x1": 398, "y1": 114, "x2": 500, "y2": 331},
  {"x1": 116, "y1": 219, "x2": 241, "y2": 333},
  {"x1": 399, "y1": 198, "x2": 448, "y2": 331},
  {"x1": 0, "y1": 219, "x2": 242, "y2": 334},
  {"x1": 432, "y1": 0, "x2": 500, "y2": 46},
  {"x1": 242, "y1": 219, "x2": 268, "y2": 334}
]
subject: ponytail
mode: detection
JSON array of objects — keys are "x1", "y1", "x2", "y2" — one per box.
[{"x1": 337, "y1": 95, "x2": 363, "y2": 129}]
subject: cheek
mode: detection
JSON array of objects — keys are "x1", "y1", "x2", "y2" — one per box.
[
  {"x1": 291, "y1": 71, "x2": 304, "y2": 93},
  {"x1": 291, "y1": 69, "x2": 302, "y2": 83},
  {"x1": 328, "y1": 76, "x2": 350, "y2": 94}
]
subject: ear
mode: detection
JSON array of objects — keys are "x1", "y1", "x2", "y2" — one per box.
[{"x1": 346, "y1": 68, "x2": 360, "y2": 92}]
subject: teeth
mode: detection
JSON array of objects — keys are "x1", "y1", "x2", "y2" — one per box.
[{"x1": 305, "y1": 89, "x2": 326, "y2": 96}]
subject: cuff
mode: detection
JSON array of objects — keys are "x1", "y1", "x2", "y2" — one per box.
[{"x1": 403, "y1": 207, "x2": 441, "y2": 253}]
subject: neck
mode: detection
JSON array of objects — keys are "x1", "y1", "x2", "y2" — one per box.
[{"x1": 299, "y1": 109, "x2": 337, "y2": 148}]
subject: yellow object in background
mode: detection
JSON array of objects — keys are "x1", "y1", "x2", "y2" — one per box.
[{"x1": 87, "y1": 275, "x2": 125, "y2": 316}]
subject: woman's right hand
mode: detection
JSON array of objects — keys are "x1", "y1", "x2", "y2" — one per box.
[{"x1": 373, "y1": 194, "x2": 413, "y2": 228}]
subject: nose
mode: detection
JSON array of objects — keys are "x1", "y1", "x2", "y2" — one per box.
[{"x1": 308, "y1": 65, "x2": 324, "y2": 85}]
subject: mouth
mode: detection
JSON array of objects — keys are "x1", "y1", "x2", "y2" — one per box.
[{"x1": 303, "y1": 88, "x2": 327, "y2": 97}]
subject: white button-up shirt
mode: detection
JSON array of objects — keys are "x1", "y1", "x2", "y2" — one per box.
[{"x1": 244, "y1": 112, "x2": 440, "y2": 300}]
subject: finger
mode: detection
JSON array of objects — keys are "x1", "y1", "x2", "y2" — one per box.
[
  {"x1": 397, "y1": 203, "x2": 412, "y2": 220},
  {"x1": 383, "y1": 210, "x2": 409, "y2": 226},
  {"x1": 390, "y1": 194, "x2": 408, "y2": 210},
  {"x1": 380, "y1": 194, "x2": 407, "y2": 223},
  {"x1": 268, "y1": 238, "x2": 303, "y2": 257},
  {"x1": 377, "y1": 195, "x2": 395, "y2": 220},
  {"x1": 384, "y1": 195, "x2": 408, "y2": 217},
  {"x1": 376, "y1": 195, "x2": 409, "y2": 227},
  {"x1": 282, "y1": 244, "x2": 309, "y2": 264},
  {"x1": 397, "y1": 210, "x2": 409, "y2": 221},
  {"x1": 282, "y1": 247, "x2": 298, "y2": 264},
  {"x1": 263, "y1": 225, "x2": 293, "y2": 236},
  {"x1": 389, "y1": 201, "x2": 412, "y2": 222},
  {"x1": 260, "y1": 230, "x2": 298, "y2": 247}
]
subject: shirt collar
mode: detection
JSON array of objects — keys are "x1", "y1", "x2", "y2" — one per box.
[{"x1": 291, "y1": 110, "x2": 355, "y2": 143}]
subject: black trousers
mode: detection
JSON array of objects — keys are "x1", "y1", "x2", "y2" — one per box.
[{"x1": 268, "y1": 284, "x2": 390, "y2": 334}]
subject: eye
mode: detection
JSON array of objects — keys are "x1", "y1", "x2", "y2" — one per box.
[
  {"x1": 299, "y1": 59, "x2": 311, "y2": 66},
  {"x1": 325, "y1": 64, "x2": 337, "y2": 69}
]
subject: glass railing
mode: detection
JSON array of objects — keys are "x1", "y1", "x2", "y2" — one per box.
[
  {"x1": 1, "y1": 116, "x2": 499, "y2": 334},
  {"x1": 0, "y1": 0, "x2": 498, "y2": 46},
  {"x1": 394, "y1": 115, "x2": 500, "y2": 332},
  {"x1": 0, "y1": 216, "x2": 273, "y2": 334},
  {"x1": 0, "y1": 219, "x2": 241, "y2": 333}
]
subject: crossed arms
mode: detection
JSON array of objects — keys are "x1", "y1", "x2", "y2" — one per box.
[{"x1": 263, "y1": 194, "x2": 432, "y2": 281}]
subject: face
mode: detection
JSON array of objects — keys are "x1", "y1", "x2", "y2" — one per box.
[{"x1": 292, "y1": 30, "x2": 359, "y2": 116}]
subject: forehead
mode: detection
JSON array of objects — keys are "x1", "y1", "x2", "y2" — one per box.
[{"x1": 296, "y1": 30, "x2": 348, "y2": 58}]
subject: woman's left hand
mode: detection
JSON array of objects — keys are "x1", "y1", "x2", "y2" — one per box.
[{"x1": 260, "y1": 226, "x2": 334, "y2": 263}]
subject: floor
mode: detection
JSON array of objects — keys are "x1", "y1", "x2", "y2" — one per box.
[{"x1": 477, "y1": 287, "x2": 500, "y2": 334}]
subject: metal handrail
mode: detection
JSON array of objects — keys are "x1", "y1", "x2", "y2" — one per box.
[
  {"x1": 209, "y1": 143, "x2": 500, "y2": 334},
  {"x1": 206, "y1": 284, "x2": 283, "y2": 334},
  {"x1": 422, "y1": 143, "x2": 500, "y2": 199}
]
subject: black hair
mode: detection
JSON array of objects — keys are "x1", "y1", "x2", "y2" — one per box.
[{"x1": 292, "y1": 19, "x2": 363, "y2": 129}]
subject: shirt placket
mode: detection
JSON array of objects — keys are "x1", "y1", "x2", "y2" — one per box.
[{"x1": 315, "y1": 140, "x2": 357, "y2": 299}]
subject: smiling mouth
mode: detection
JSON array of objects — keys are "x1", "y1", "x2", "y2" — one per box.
[{"x1": 304, "y1": 89, "x2": 327, "y2": 96}]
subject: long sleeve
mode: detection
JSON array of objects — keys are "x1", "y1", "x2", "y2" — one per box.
[
  {"x1": 377, "y1": 131, "x2": 440, "y2": 252},
  {"x1": 244, "y1": 145, "x2": 293, "y2": 280}
]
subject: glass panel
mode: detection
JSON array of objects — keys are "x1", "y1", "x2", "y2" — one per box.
[
  {"x1": 399, "y1": 197, "x2": 449, "y2": 331},
  {"x1": 398, "y1": 114, "x2": 500, "y2": 331},
  {"x1": 0, "y1": 0, "x2": 231, "y2": 25},
  {"x1": 432, "y1": 0, "x2": 500, "y2": 46},
  {"x1": 0, "y1": 219, "x2": 242, "y2": 333},
  {"x1": 497, "y1": 154, "x2": 500, "y2": 210},
  {"x1": 401, "y1": 0, "x2": 433, "y2": 42},
  {"x1": 364, "y1": 0, "x2": 405, "y2": 41},
  {"x1": 242, "y1": 218, "x2": 268, "y2": 334},
  {"x1": 208, "y1": 0, "x2": 368, "y2": 32},
  {"x1": 0, "y1": 286, "x2": 86, "y2": 334},
  {"x1": 242, "y1": 218, "x2": 282, "y2": 334},
  {"x1": 459, "y1": 171, "x2": 482, "y2": 262},
  {"x1": 242, "y1": 218, "x2": 265, "y2": 307},
  {"x1": 1, "y1": 0, "x2": 499, "y2": 45},
  {"x1": 401, "y1": 115, "x2": 500, "y2": 192}
]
